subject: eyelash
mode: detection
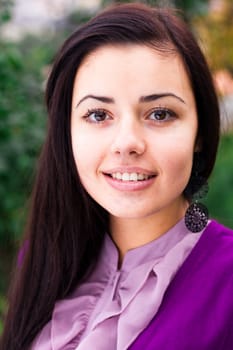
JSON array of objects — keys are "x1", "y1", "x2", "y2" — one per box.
[
  {"x1": 83, "y1": 108, "x2": 111, "y2": 123},
  {"x1": 147, "y1": 107, "x2": 177, "y2": 122},
  {"x1": 82, "y1": 107, "x2": 177, "y2": 124}
]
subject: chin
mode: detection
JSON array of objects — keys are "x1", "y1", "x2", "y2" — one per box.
[{"x1": 107, "y1": 207, "x2": 158, "y2": 220}]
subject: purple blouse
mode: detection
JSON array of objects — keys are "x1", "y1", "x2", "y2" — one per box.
[
  {"x1": 32, "y1": 219, "x2": 205, "y2": 349},
  {"x1": 129, "y1": 220, "x2": 233, "y2": 350}
]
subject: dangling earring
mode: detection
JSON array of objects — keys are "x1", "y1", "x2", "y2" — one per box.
[{"x1": 184, "y1": 153, "x2": 209, "y2": 233}]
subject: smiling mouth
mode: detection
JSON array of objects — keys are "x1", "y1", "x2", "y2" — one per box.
[{"x1": 105, "y1": 172, "x2": 156, "y2": 182}]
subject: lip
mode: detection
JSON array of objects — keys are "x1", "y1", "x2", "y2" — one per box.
[{"x1": 102, "y1": 167, "x2": 157, "y2": 192}]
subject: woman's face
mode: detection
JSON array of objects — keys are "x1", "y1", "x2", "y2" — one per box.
[{"x1": 71, "y1": 44, "x2": 198, "y2": 222}]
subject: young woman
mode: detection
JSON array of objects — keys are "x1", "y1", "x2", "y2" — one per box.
[{"x1": 1, "y1": 3, "x2": 233, "y2": 349}]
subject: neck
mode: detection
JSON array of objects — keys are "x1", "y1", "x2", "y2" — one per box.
[{"x1": 110, "y1": 199, "x2": 188, "y2": 263}]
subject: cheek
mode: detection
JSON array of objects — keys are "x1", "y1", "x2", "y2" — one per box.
[
  {"x1": 71, "y1": 129, "x2": 88, "y2": 177},
  {"x1": 72, "y1": 142, "x2": 89, "y2": 176},
  {"x1": 71, "y1": 129, "x2": 102, "y2": 181},
  {"x1": 160, "y1": 124, "x2": 197, "y2": 172},
  {"x1": 162, "y1": 145, "x2": 194, "y2": 187}
]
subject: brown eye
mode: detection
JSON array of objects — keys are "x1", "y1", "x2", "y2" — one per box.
[
  {"x1": 149, "y1": 108, "x2": 176, "y2": 122},
  {"x1": 85, "y1": 109, "x2": 111, "y2": 123}
]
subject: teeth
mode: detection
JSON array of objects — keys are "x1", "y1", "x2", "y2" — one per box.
[
  {"x1": 138, "y1": 173, "x2": 144, "y2": 180},
  {"x1": 110, "y1": 172, "x2": 151, "y2": 181},
  {"x1": 130, "y1": 173, "x2": 137, "y2": 181},
  {"x1": 122, "y1": 173, "x2": 130, "y2": 181}
]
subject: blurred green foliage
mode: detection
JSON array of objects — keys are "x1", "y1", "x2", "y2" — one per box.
[
  {"x1": 194, "y1": 0, "x2": 233, "y2": 70},
  {"x1": 0, "y1": 6, "x2": 93, "y2": 331},
  {"x1": 0, "y1": 0, "x2": 13, "y2": 25},
  {"x1": 0, "y1": 294, "x2": 7, "y2": 333},
  {"x1": 0, "y1": 38, "x2": 46, "y2": 246},
  {"x1": 0, "y1": 11, "x2": 93, "y2": 250},
  {"x1": 101, "y1": 0, "x2": 209, "y2": 18},
  {"x1": 0, "y1": 37, "x2": 50, "y2": 329},
  {"x1": 205, "y1": 135, "x2": 233, "y2": 228}
]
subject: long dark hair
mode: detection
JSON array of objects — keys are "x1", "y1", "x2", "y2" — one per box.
[{"x1": 1, "y1": 3, "x2": 220, "y2": 348}]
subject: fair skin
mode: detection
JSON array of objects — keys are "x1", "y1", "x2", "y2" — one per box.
[{"x1": 71, "y1": 44, "x2": 198, "y2": 261}]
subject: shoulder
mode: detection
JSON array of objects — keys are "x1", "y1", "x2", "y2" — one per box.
[
  {"x1": 197, "y1": 220, "x2": 233, "y2": 256},
  {"x1": 209, "y1": 220, "x2": 233, "y2": 272},
  {"x1": 129, "y1": 220, "x2": 233, "y2": 350},
  {"x1": 171, "y1": 220, "x2": 233, "y2": 289},
  {"x1": 185, "y1": 220, "x2": 233, "y2": 282},
  {"x1": 203, "y1": 220, "x2": 233, "y2": 256},
  {"x1": 207, "y1": 220, "x2": 233, "y2": 238}
]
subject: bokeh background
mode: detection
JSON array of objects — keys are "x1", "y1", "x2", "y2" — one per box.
[{"x1": 0, "y1": 0, "x2": 233, "y2": 331}]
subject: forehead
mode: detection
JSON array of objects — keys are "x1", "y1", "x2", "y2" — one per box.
[{"x1": 73, "y1": 44, "x2": 195, "y2": 106}]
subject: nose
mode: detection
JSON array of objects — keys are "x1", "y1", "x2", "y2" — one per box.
[{"x1": 110, "y1": 117, "x2": 146, "y2": 157}]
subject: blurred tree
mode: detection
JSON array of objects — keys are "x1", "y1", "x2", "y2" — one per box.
[
  {"x1": 174, "y1": 0, "x2": 209, "y2": 17},
  {"x1": 0, "y1": 38, "x2": 47, "y2": 248},
  {"x1": 205, "y1": 134, "x2": 233, "y2": 228},
  {"x1": 0, "y1": 4, "x2": 93, "y2": 250},
  {"x1": 0, "y1": 5, "x2": 94, "y2": 330},
  {"x1": 194, "y1": 0, "x2": 233, "y2": 70},
  {"x1": 101, "y1": 0, "x2": 209, "y2": 19},
  {"x1": 0, "y1": 0, "x2": 13, "y2": 26}
]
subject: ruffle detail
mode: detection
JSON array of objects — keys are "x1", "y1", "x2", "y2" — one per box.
[{"x1": 32, "y1": 219, "x2": 206, "y2": 350}]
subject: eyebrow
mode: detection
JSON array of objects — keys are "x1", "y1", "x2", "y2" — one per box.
[
  {"x1": 76, "y1": 92, "x2": 185, "y2": 107},
  {"x1": 76, "y1": 95, "x2": 114, "y2": 107},
  {"x1": 139, "y1": 93, "x2": 186, "y2": 104}
]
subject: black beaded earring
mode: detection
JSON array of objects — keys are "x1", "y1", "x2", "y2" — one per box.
[{"x1": 184, "y1": 153, "x2": 209, "y2": 233}]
